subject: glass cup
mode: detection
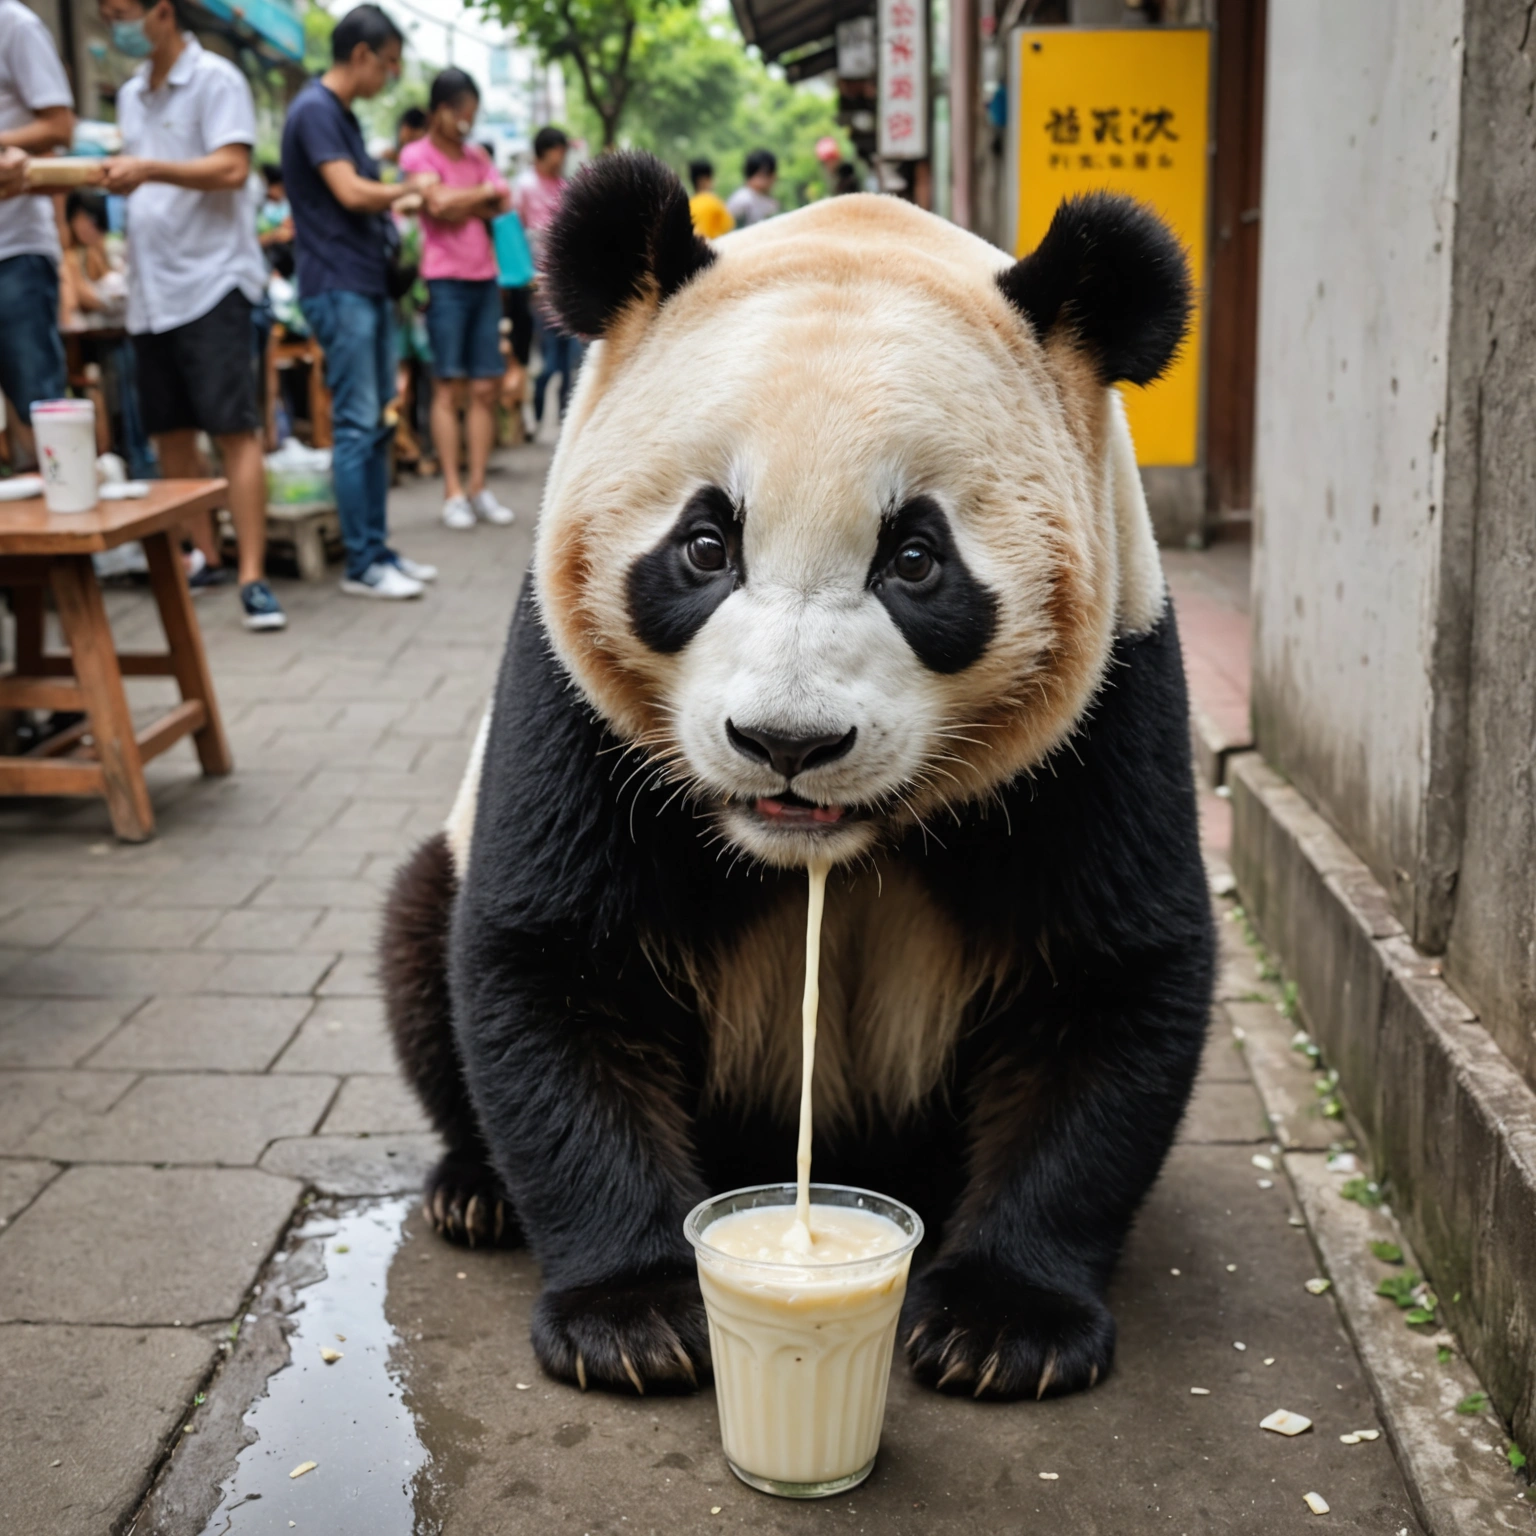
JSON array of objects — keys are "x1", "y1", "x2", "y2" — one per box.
[{"x1": 683, "y1": 1183, "x2": 923, "y2": 1499}]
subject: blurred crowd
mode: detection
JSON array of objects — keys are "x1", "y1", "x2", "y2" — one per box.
[{"x1": 0, "y1": 0, "x2": 831, "y2": 634}]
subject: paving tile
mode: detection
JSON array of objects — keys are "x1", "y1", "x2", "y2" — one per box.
[
  {"x1": 0, "y1": 1161, "x2": 61, "y2": 1225},
  {"x1": 261, "y1": 729, "x2": 385, "y2": 771},
  {"x1": 1198, "y1": 1015, "x2": 1252, "y2": 1083},
  {"x1": 274, "y1": 848, "x2": 369, "y2": 879},
  {"x1": 17, "y1": 1072, "x2": 336, "y2": 1165},
  {"x1": 0, "y1": 905, "x2": 94, "y2": 947},
  {"x1": 259, "y1": 1132, "x2": 440, "y2": 1195},
  {"x1": 5, "y1": 948, "x2": 226, "y2": 997},
  {"x1": 321, "y1": 1074, "x2": 431, "y2": 1134},
  {"x1": 299, "y1": 905, "x2": 383, "y2": 954},
  {"x1": 130, "y1": 871, "x2": 271, "y2": 908},
  {"x1": 249, "y1": 875, "x2": 388, "y2": 910},
  {"x1": 0, "y1": 1323, "x2": 218, "y2": 1536},
  {"x1": 61, "y1": 907, "x2": 222, "y2": 952},
  {"x1": 1177, "y1": 1076, "x2": 1271, "y2": 1144},
  {"x1": 204, "y1": 951, "x2": 338, "y2": 996},
  {"x1": 273, "y1": 998, "x2": 393, "y2": 1074},
  {"x1": 87, "y1": 996, "x2": 310, "y2": 1072},
  {"x1": 0, "y1": 1165, "x2": 299, "y2": 1324},
  {"x1": 0, "y1": 1071, "x2": 137, "y2": 1153},
  {"x1": 0, "y1": 998, "x2": 145, "y2": 1068},
  {"x1": 315, "y1": 951, "x2": 382, "y2": 996},
  {"x1": 303, "y1": 820, "x2": 424, "y2": 856},
  {"x1": 197, "y1": 908, "x2": 324, "y2": 952},
  {"x1": 332, "y1": 700, "x2": 414, "y2": 731}
]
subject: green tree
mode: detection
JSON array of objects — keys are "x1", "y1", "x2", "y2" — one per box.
[
  {"x1": 476, "y1": 0, "x2": 687, "y2": 149},
  {"x1": 556, "y1": 5, "x2": 848, "y2": 209}
]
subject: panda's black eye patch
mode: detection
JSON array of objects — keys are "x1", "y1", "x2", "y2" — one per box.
[
  {"x1": 626, "y1": 486, "x2": 743, "y2": 654},
  {"x1": 869, "y1": 496, "x2": 998, "y2": 673}
]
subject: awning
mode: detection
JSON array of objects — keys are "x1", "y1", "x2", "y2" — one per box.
[
  {"x1": 730, "y1": 0, "x2": 871, "y2": 65},
  {"x1": 197, "y1": 0, "x2": 305, "y2": 62}
]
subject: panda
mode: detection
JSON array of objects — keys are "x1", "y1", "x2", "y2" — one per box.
[{"x1": 381, "y1": 152, "x2": 1214, "y2": 1404}]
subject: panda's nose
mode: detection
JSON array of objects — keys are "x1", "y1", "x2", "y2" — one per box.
[{"x1": 726, "y1": 720, "x2": 858, "y2": 779}]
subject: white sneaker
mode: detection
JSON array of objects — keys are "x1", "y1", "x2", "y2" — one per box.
[
  {"x1": 389, "y1": 552, "x2": 438, "y2": 583},
  {"x1": 339, "y1": 562, "x2": 424, "y2": 600},
  {"x1": 442, "y1": 495, "x2": 476, "y2": 530},
  {"x1": 471, "y1": 488, "x2": 515, "y2": 526}
]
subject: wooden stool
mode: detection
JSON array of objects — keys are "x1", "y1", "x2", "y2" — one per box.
[
  {"x1": 264, "y1": 500, "x2": 340, "y2": 582},
  {"x1": 266, "y1": 332, "x2": 332, "y2": 449},
  {"x1": 0, "y1": 481, "x2": 234, "y2": 841}
]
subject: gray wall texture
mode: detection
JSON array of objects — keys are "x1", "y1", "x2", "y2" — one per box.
[{"x1": 1250, "y1": 0, "x2": 1536, "y2": 1085}]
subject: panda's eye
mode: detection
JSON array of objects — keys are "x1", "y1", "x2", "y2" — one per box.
[
  {"x1": 685, "y1": 530, "x2": 728, "y2": 573},
  {"x1": 892, "y1": 542, "x2": 935, "y2": 583}
]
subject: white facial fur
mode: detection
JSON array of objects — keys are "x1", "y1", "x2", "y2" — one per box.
[{"x1": 531, "y1": 195, "x2": 1164, "y2": 871}]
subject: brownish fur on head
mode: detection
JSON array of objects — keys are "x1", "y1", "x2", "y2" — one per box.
[{"x1": 532, "y1": 154, "x2": 1186, "y2": 868}]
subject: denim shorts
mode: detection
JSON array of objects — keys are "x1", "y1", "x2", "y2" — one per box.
[
  {"x1": 425, "y1": 278, "x2": 503, "y2": 379},
  {"x1": 0, "y1": 253, "x2": 67, "y2": 425}
]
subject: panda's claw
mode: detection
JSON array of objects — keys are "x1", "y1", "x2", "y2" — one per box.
[
  {"x1": 1035, "y1": 1350, "x2": 1058, "y2": 1399},
  {"x1": 620, "y1": 1348, "x2": 645, "y2": 1395},
  {"x1": 421, "y1": 1154, "x2": 522, "y2": 1248},
  {"x1": 900, "y1": 1259, "x2": 1114, "y2": 1401},
  {"x1": 531, "y1": 1269, "x2": 711, "y2": 1396}
]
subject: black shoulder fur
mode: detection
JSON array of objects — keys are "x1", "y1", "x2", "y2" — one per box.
[
  {"x1": 382, "y1": 574, "x2": 1214, "y2": 1400},
  {"x1": 997, "y1": 192, "x2": 1192, "y2": 386},
  {"x1": 542, "y1": 151, "x2": 716, "y2": 339}
]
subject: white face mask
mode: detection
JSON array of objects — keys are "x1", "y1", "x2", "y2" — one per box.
[{"x1": 454, "y1": 119, "x2": 473, "y2": 138}]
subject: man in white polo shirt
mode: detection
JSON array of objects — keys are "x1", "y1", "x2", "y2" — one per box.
[
  {"x1": 0, "y1": 0, "x2": 74, "y2": 452},
  {"x1": 99, "y1": 0, "x2": 284, "y2": 631}
]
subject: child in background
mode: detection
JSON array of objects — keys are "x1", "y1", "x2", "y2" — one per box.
[
  {"x1": 688, "y1": 158, "x2": 734, "y2": 239},
  {"x1": 399, "y1": 67, "x2": 515, "y2": 531}
]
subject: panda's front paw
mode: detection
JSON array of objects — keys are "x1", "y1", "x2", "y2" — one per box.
[
  {"x1": 532, "y1": 1268, "x2": 711, "y2": 1395},
  {"x1": 901, "y1": 1260, "x2": 1114, "y2": 1400}
]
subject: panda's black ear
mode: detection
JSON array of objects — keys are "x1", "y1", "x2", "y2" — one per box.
[
  {"x1": 542, "y1": 151, "x2": 716, "y2": 339},
  {"x1": 996, "y1": 193, "x2": 1191, "y2": 387}
]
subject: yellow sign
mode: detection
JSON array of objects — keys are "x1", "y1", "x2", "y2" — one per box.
[{"x1": 1012, "y1": 27, "x2": 1210, "y2": 467}]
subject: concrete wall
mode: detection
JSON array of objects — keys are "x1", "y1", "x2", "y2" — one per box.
[
  {"x1": 1250, "y1": 0, "x2": 1464, "y2": 934},
  {"x1": 1440, "y1": 0, "x2": 1536, "y2": 1085}
]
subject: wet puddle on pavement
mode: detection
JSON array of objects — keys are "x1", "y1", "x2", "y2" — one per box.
[{"x1": 200, "y1": 1197, "x2": 432, "y2": 1536}]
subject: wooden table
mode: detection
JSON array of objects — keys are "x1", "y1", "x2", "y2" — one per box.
[{"x1": 0, "y1": 481, "x2": 233, "y2": 841}]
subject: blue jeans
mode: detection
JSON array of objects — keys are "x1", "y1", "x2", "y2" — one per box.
[
  {"x1": 0, "y1": 254, "x2": 66, "y2": 425},
  {"x1": 300, "y1": 290, "x2": 394, "y2": 580},
  {"x1": 533, "y1": 309, "x2": 583, "y2": 422},
  {"x1": 425, "y1": 278, "x2": 503, "y2": 379}
]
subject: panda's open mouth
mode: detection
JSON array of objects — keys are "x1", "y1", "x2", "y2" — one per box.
[{"x1": 744, "y1": 790, "x2": 862, "y2": 829}]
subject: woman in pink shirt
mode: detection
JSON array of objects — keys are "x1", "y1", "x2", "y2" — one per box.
[{"x1": 399, "y1": 68, "x2": 515, "y2": 531}]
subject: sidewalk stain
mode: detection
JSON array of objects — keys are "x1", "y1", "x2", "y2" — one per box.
[{"x1": 199, "y1": 1197, "x2": 434, "y2": 1535}]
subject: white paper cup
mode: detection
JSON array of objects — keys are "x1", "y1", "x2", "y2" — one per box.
[
  {"x1": 684, "y1": 1183, "x2": 922, "y2": 1499},
  {"x1": 31, "y1": 399, "x2": 98, "y2": 513}
]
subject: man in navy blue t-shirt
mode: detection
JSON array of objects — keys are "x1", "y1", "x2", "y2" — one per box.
[{"x1": 281, "y1": 3, "x2": 437, "y2": 599}]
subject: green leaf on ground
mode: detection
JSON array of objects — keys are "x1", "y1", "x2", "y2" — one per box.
[
  {"x1": 1437, "y1": 1346, "x2": 1454, "y2": 1365},
  {"x1": 1455, "y1": 1391, "x2": 1489, "y2": 1416},
  {"x1": 1369, "y1": 1240, "x2": 1403, "y2": 1264},
  {"x1": 1341, "y1": 1177, "x2": 1383, "y2": 1208},
  {"x1": 1279, "y1": 980, "x2": 1299, "y2": 1019},
  {"x1": 1404, "y1": 1307, "x2": 1436, "y2": 1326},
  {"x1": 1510, "y1": 1445, "x2": 1527, "y2": 1471},
  {"x1": 1375, "y1": 1273, "x2": 1420, "y2": 1306}
]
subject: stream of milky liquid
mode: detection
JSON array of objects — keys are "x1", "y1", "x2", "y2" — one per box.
[{"x1": 785, "y1": 858, "x2": 830, "y2": 1252}]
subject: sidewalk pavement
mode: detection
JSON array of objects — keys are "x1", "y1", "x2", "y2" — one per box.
[{"x1": 0, "y1": 488, "x2": 1428, "y2": 1535}]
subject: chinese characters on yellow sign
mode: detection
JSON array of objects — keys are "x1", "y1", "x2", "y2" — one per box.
[
  {"x1": 1011, "y1": 28, "x2": 1210, "y2": 467},
  {"x1": 878, "y1": 0, "x2": 927, "y2": 159}
]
